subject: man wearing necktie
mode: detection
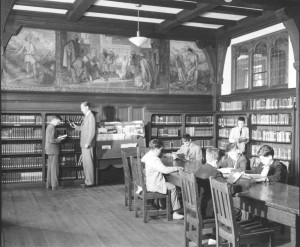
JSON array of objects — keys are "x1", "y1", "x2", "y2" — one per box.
[
  {"x1": 70, "y1": 102, "x2": 96, "y2": 188},
  {"x1": 229, "y1": 117, "x2": 249, "y2": 154},
  {"x1": 173, "y1": 134, "x2": 202, "y2": 161}
]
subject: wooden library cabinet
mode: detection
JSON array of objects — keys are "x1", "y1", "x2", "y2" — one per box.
[
  {"x1": 45, "y1": 114, "x2": 84, "y2": 183},
  {"x1": 1, "y1": 113, "x2": 43, "y2": 183}
]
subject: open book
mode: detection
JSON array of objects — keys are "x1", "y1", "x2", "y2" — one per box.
[{"x1": 57, "y1": 134, "x2": 67, "y2": 139}]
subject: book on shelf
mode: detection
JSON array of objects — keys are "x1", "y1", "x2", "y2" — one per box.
[{"x1": 1, "y1": 115, "x2": 42, "y2": 125}]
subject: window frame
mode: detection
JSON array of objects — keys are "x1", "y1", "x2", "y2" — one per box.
[{"x1": 231, "y1": 30, "x2": 289, "y2": 93}]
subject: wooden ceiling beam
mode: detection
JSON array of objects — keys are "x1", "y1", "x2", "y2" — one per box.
[
  {"x1": 157, "y1": 3, "x2": 217, "y2": 33},
  {"x1": 1, "y1": 0, "x2": 17, "y2": 38},
  {"x1": 212, "y1": 6, "x2": 263, "y2": 17},
  {"x1": 89, "y1": 6, "x2": 176, "y2": 20},
  {"x1": 105, "y1": 0, "x2": 197, "y2": 10},
  {"x1": 191, "y1": 16, "x2": 236, "y2": 26},
  {"x1": 15, "y1": 0, "x2": 72, "y2": 10},
  {"x1": 67, "y1": 0, "x2": 97, "y2": 22}
]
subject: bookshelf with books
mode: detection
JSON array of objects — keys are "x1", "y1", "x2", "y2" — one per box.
[
  {"x1": 149, "y1": 114, "x2": 183, "y2": 155},
  {"x1": 45, "y1": 114, "x2": 83, "y2": 182},
  {"x1": 185, "y1": 114, "x2": 215, "y2": 149},
  {"x1": 1, "y1": 114, "x2": 43, "y2": 183}
]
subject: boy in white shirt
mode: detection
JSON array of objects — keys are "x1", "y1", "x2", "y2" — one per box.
[{"x1": 141, "y1": 139, "x2": 184, "y2": 220}]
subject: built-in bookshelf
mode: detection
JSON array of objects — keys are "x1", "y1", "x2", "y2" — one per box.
[
  {"x1": 1, "y1": 114, "x2": 43, "y2": 183},
  {"x1": 149, "y1": 113, "x2": 215, "y2": 156},
  {"x1": 219, "y1": 100, "x2": 247, "y2": 111},
  {"x1": 45, "y1": 114, "x2": 83, "y2": 182}
]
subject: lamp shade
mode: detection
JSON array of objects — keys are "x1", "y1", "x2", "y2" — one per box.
[{"x1": 129, "y1": 31, "x2": 148, "y2": 47}]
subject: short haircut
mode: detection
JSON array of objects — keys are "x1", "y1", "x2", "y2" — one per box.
[
  {"x1": 52, "y1": 115, "x2": 62, "y2": 121},
  {"x1": 181, "y1": 134, "x2": 191, "y2": 142},
  {"x1": 257, "y1": 145, "x2": 274, "y2": 157},
  {"x1": 81, "y1": 101, "x2": 91, "y2": 108},
  {"x1": 149, "y1": 139, "x2": 163, "y2": 149},
  {"x1": 206, "y1": 147, "x2": 219, "y2": 163},
  {"x1": 226, "y1": 143, "x2": 238, "y2": 153},
  {"x1": 238, "y1": 117, "x2": 245, "y2": 122}
]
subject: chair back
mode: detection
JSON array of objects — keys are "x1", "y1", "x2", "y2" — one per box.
[
  {"x1": 280, "y1": 160, "x2": 289, "y2": 184},
  {"x1": 209, "y1": 177, "x2": 238, "y2": 243},
  {"x1": 180, "y1": 171, "x2": 201, "y2": 221},
  {"x1": 130, "y1": 157, "x2": 146, "y2": 192},
  {"x1": 137, "y1": 146, "x2": 149, "y2": 162},
  {"x1": 121, "y1": 151, "x2": 131, "y2": 182}
]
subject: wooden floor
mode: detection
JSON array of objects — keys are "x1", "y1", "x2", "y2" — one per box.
[{"x1": 1, "y1": 183, "x2": 292, "y2": 247}]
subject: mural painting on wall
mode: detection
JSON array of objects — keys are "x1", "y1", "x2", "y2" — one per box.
[
  {"x1": 59, "y1": 31, "x2": 168, "y2": 92},
  {"x1": 2, "y1": 28, "x2": 56, "y2": 88},
  {"x1": 170, "y1": 40, "x2": 212, "y2": 94}
]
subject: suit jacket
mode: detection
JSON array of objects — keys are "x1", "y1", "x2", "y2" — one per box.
[
  {"x1": 194, "y1": 163, "x2": 243, "y2": 218},
  {"x1": 75, "y1": 111, "x2": 96, "y2": 148},
  {"x1": 45, "y1": 124, "x2": 60, "y2": 155},
  {"x1": 141, "y1": 151, "x2": 178, "y2": 194},
  {"x1": 219, "y1": 154, "x2": 249, "y2": 171},
  {"x1": 176, "y1": 142, "x2": 202, "y2": 161},
  {"x1": 245, "y1": 160, "x2": 287, "y2": 183}
]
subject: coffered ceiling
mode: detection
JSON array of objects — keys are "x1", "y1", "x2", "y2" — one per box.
[{"x1": 1, "y1": 0, "x2": 300, "y2": 47}]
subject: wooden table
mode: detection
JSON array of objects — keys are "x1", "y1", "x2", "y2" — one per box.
[{"x1": 163, "y1": 158, "x2": 300, "y2": 247}]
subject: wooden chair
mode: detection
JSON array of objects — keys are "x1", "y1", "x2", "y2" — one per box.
[
  {"x1": 130, "y1": 157, "x2": 172, "y2": 223},
  {"x1": 180, "y1": 171, "x2": 215, "y2": 247},
  {"x1": 121, "y1": 150, "x2": 134, "y2": 211},
  {"x1": 209, "y1": 177, "x2": 274, "y2": 247}
]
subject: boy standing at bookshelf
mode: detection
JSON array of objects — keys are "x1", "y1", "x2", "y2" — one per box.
[
  {"x1": 45, "y1": 115, "x2": 66, "y2": 190},
  {"x1": 229, "y1": 117, "x2": 249, "y2": 154}
]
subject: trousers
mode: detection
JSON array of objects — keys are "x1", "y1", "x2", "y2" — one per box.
[
  {"x1": 166, "y1": 182, "x2": 181, "y2": 211},
  {"x1": 82, "y1": 148, "x2": 94, "y2": 185},
  {"x1": 47, "y1": 154, "x2": 59, "y2": 188}
]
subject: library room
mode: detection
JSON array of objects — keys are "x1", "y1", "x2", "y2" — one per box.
[{"x1": 1, "y1": 0, "x2": 299, "y2": 247}]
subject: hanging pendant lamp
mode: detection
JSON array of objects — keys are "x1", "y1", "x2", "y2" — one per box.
[{"x1": 129, "y1": 4, "x2": 148, "y2": 47}]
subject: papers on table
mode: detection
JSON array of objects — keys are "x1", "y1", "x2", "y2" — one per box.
[
  {"x1": 218, "y1": 167, "x2": 234, "y2": 174},
  {"x1": 241, "y1": 174, "x2": 264, "y2": 179}
]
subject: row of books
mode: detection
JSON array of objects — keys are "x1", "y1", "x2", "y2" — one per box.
[
  {"x1": 2, "y1": 144, "x2": 43, "y2": 154},
  {"x1": 58, "y1": 156, "x2": 77, "y2": 166},
  {"x1": 61, "y1": 143, "x2": 80, "y2": 152},
  {"x1": 220, "y1": 101, "x2": 247, "y2": 111},
  {"x1": 251, "y1": 130, "x2": 292, "y2": 143},
  {"x1": 185, "y1": 127, "x2": 214, "y2": 137},
  {"x1": 1, "y1": 128, "x2": 42, "y2": 139},
  {"x1": 2, "y1": 172, "x2": 42, "y2": 183},
  {"x1": 46, "y1": 115, "x2": 83, "y2": 124},
  {"x1": 249, "y1": 97, "x2": 295, "y2": 110},
  {"x1": 152, "y1": 127, "x2": 180, "y2": 137},
  {"x1": 218, "y1": 117, "x2": 247, "y2": 127},
  {"x1": 251, "y1": 144, "x2": 292, "y2": 160},
  {"x1": 193, "y1": 139, "x2": 214, "y2": 148},
  {"x1": 57, "y1": 129, "x2": 80, "y2": 138},
  {"x1": 161, "y1": 140, "x2": 182, "y2": 149},
  {"x1": 1, "y1": 115, "x2": 43, "y2": 125},
  {"x1": 185, "y1": 116, "x2": 214, "y2": 125},
  {"x1": 151, "y1": 115, "x2": 182, "y2": 124},
  {"x1": 218, "y1": 128, "x2": 231, "y2": 138},
  {"x1": 251, "y1": 114, "x2": 291, "y2": 125},
  {"x1": 2, "y1": 157, "x2": 43, "y2": 169}
]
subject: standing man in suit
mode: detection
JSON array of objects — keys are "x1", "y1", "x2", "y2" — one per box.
[
  {"x1": 45, "y1": 115, "x2": 66, "y2": 190},
  {"x1": 229, "y1": 117, "x2": 249, "y2": 154},
  {"x1": 173, "y1": 134, "x2": 202, "y2": 161},
  {"x1": 70, "y1": 102, "x2": 96, "y2": 187}
]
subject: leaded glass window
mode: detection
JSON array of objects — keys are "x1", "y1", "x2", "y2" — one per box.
[
  {"x1": 235, "y1": 47, "x2": 249, "y2": 90},
  {"x1": 252, "y1": 42, "x2": 268, "y2": 87},
  {"x1": 270, "y1": 36, "x2": 288, "y2": 86}
]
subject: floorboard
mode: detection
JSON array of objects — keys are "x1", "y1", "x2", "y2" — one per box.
[{"x1": 1, "y1": 183, "x2": 292, "y2": 247}]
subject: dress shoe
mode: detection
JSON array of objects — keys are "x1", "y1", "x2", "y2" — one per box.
[
  {"x1": 80, "y1": 183, "x2": 93, "y2": 188},
  {"x1": 52, "y1": 186, "x2": 62, "y2": 190},
  {"x1": 173, "y1": 212, "x2": 184, "y2": 220}
]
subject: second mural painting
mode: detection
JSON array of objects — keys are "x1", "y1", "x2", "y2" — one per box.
[{"x1": 2, "y1": 28, "x2": 212, "y2": 95}]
